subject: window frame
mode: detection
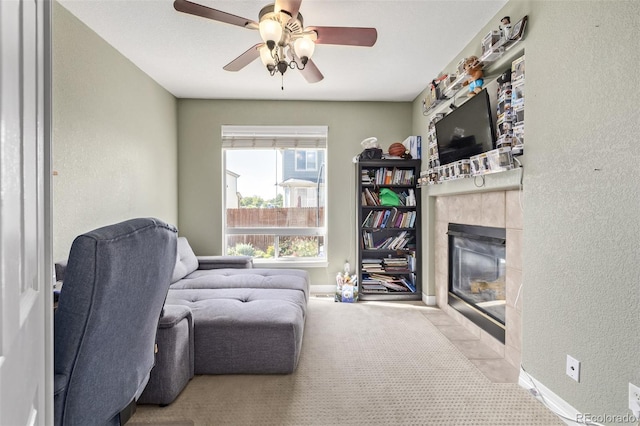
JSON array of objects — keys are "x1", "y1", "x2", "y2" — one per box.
[{"x1": 221, "y1": 126, "x2": 328, "y2": 266}]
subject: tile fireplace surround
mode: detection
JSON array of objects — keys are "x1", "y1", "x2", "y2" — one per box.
[{"x1": 434, "y1": 190, "x2": 522, "y2": 369}]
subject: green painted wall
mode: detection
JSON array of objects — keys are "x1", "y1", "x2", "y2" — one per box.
[
  {"x1": 412, "y1": 1, "x2": 640, "y2": 422},
  {"x1": 523, "y1": 1, "x2": 639, "y2": 421},
  {"x1": 52, "y1": 2, "x2": 178, "y2": 261},
  {"x1": 176, "y1": 99, "x2": 412, "y2": 286}
]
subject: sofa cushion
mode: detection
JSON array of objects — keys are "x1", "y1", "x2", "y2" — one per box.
[
  {"x1": 171, "y1": 237, "x2": 199, "y2": 283},
  {"x1": 196, "y1": 255, "x2": 253, "y2": 270},
  {"x1": 170, "y1": 268, "x2": 309, "y2": 301}
]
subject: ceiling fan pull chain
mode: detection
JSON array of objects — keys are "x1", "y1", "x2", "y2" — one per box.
[{"x1": 281, "y1": 73, "x2": 284, "y2": 91}]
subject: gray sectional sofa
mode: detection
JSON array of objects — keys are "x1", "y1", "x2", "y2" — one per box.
[
  {"x1": 57, "y1": 235, "x2": 310, "y2": 406},
  {"x1": 140, "y1": 237, "x2": 309, "y2": 404}
]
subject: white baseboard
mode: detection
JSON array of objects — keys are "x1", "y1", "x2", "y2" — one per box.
[
  {"x1": 518, "y1": 368, "x2": 603, "y2": 426},
  {"x1": 312, "y1": 287, "x2": 437, "y2": 307},
  {"x1": 311, "y1": 284, "x2": 335, "y2": 295},
  {"x1": 422, "y1": 294, "x2": 436, "y2": 306}
]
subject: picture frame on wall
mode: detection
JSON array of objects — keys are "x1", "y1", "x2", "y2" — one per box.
[{"x1": 509, "y1": 15, "x2": 528, "y2": 41}]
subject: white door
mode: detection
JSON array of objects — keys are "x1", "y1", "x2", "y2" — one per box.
[{"x1": 0, "y1": 0, "x2": 53, "y2": 425}]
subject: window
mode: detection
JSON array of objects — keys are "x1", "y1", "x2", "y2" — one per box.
[
  {"x1": 295, "y1": 150, "x2": 317, "y2": 171},
  {"x1": 222, "y1": 126, "x2": 327, "y2": 263}
]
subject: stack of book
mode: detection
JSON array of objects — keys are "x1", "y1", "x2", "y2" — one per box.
[
  {"x1": 360, "y1": 281, "x2": 388, "y2": 293},
  {"x1": 363, "y1": 273, "x2": 416, "y2": 293},
  {"x1": 362, "y1": 259, "x2": 384, "y2": 273},
  {"x1": 382, "y1": 257, "x2": 409, "y2": 273},
  {"x1": 361, "y1": 170, "x2": 374, "y2": 184}
]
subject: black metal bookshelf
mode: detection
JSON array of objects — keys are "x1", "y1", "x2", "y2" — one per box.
[{"x1": 356, "y1": 159, "x2": 422, "y2": 301}]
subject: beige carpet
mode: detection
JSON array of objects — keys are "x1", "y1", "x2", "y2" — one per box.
[{"x1": 130, "y1": 298, "x2": 563, "y2": 425}]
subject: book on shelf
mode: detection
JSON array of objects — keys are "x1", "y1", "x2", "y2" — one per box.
[
  {"x1": 365, "y1": 273, "x2": 411, "y2": 292},
  {"x1": 361, "y1": 281, "x2": 389, "y2": 293},
  {"x1": 388, "y1": 208, "x2": 398, "y2": 228},
  {"x1": 361, "y1": 170, "x2": 373, "y2": 184},
  {"x1": 384, "y1": 169, "x2": 393, "y2": 185},
  {"x1": 405, "y1": 252, "x2": 416, "y2": 272},
  {"x1": 379, "y1": 281, "x2": 409, "y2": 292},
  {"x1": 364, "y1": 209, "x2": 415, "y2": 229},
  {"x1": 374, "y1": 236, "x2": 394, "y2": 250},
  {"x1": 402, "y1": 136, "x2": 422, "y2": 160},
  {"x1": 408, "y1": 211, "x2": 417, "y2": 228},
  {"x1": 379, "y1": 209, "x2": 391, "y2": 228},
  {"x1": 362, "y1": 188, "x2": 379, "y2": 206},
  {"x1": 399, "y1": 276, "x2": 416, "y2": 292},
  {"x1": 406, "y1": 188, "x2": 416, "y2": 206},
  {"x1": 362, "y1": 266, "x2": 384, "y2": 273},
  {"x1": 362, "y1": 210, "x2": 374, "y2": 227},
  {"x1": 362, "y1": 231, "x2": 392, "y2": 250},
  {"x1": 372, "y1": 211, "x2": 381, "y2": 228},
  {"x1": 393, "y1": 212, "x2": 401, "y2": 228},
  {"x1": 362, "y1": 287, "x2": 388, "y2": 293},
  {"x1": 362, "y1": 230, "x2": 414, "y2": 250},
  {"x1": 387, "y1": 231, "x2": 408, "y2": 250},
  {"x1": 365, "y1": 167, "x2": 416, "y2": 186},
  {"x1": 382, "y1": 257, "x2": 409, "y2": 273}
]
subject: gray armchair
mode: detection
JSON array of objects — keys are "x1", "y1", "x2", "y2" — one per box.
[{"x1": 54, "y1": 218, "x2": 178, "y2": 425}]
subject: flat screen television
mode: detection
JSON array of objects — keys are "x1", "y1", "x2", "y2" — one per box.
[{"x1": 435, "y1": 88, "x2": 497, "y2": 165}]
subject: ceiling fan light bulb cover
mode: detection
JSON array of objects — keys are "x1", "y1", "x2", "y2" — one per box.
[
  {"x1": 294, "y1": 37, "x2": 315, "y2": 59},
  {"x1": 259, "y1": 45, "x2": 276, "y2": 66},
  {"x1": 259, "y1": 19, "x2": 283, "y2": 45}
]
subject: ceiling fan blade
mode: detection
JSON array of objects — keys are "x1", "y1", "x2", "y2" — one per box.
[
  {"x1": 275, "y1": 0, "x2": 302, "y2": 20},
  {"x1": 306, "y1": 26, "x2": 377, "y2": 47},
  {"x1": 174, "y1": 0, "x2": 258, "y2": 29},
  {"x1": 223, "y1": 43, "x2": 263, "y2": 71},
  {"x1": 299, "y1": 59, "x2": 323, "y2": 84}
]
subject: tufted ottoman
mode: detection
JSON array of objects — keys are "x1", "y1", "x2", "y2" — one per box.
[
  {"x1": 166, "y1": 286, "x2": 307, "y2": 374},
  {"x1": 158, "y1": 237, "x2": 309, "y2": 376}
]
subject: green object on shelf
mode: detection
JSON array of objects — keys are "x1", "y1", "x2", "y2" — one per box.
[{"x1": 379, "y1": 188, "x2": 400, "y2": 206}]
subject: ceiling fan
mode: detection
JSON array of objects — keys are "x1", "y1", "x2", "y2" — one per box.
[{"x1": 173, "y1": 0, "x2": 378, "y2": 84}]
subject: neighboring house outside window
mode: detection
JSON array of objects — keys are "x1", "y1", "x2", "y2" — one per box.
[
  {"x1": 222, "y1": 126, "x2": 327, "y2": 264},
  {"x1": 294, "y1": 149, "x2": 318, "y2": 172}
]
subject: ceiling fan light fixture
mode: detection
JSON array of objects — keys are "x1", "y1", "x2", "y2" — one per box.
[
  {"x1": 293, "y1": 36, "x2": 315, "y2": 61},
  {"x1": 173, "y1": 0, "x2": 377, "y2": 85},
  {"x1": 259, "y1": 19, "x2": 283, "y2": 48},
  {"x1": 259, "y1": 45, "x2": 276, "y2": 67}
]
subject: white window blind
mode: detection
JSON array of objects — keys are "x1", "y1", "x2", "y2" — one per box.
[{"x1": 221, "y1": 125, "x2": 327, "y2": 149}]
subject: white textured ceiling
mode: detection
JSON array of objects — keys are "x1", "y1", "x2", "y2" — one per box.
[{"x1": 57, "y1": 0, "x2": 508, "y2": 101}]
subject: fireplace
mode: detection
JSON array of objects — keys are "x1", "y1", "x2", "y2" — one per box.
[{"x1": 448, "y1": 223, "x2": 506, "y2": 343}]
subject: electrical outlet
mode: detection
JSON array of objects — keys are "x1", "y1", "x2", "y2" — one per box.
[
  {"x1": 566, "y1": 355, "x2": 580, "y2": 382},
  {"x1": 629, "y1": 383, "x2": 640, "y2": 418}
]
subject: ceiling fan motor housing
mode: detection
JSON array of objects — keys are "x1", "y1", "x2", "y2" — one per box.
[{"x1": 258, "y1": 4, "x2": 305, "y2": 46}]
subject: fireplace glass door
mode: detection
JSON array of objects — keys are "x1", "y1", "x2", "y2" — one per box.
[{"x1": 448, "y1": 224, "x2": 506, "y2": 326}]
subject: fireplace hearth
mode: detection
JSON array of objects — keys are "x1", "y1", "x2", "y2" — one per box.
[{"x1": 448, "y1": 223, "x2": 506, "y2": 343}]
